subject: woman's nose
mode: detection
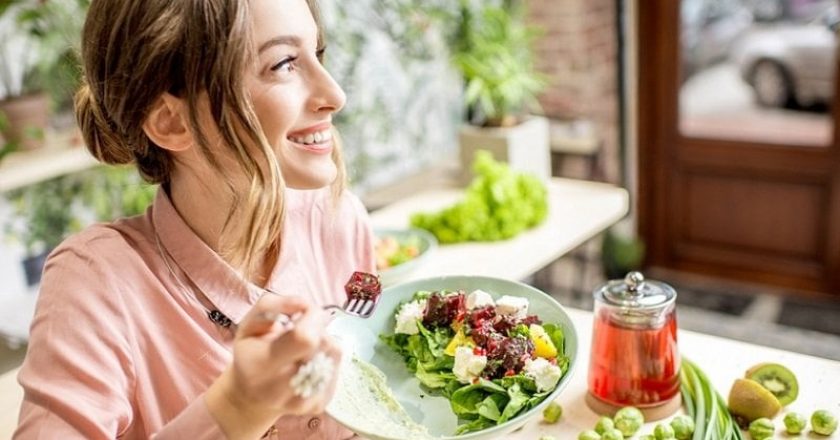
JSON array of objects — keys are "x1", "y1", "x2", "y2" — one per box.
[{"x1": 309, "y1": 64, "x2": 346, "y2": 114}]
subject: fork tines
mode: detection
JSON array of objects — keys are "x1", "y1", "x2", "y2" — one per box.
[{"x1": 344, "y1": 298, "x2": 377, "y2": 317}]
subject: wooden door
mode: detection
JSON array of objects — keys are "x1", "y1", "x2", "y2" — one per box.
[{"x1": 638, "y1": 0, "x2": 840, "y2": 294}]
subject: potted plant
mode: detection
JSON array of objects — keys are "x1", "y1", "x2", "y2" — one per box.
[
  {"x1": 0, "y1": 111, "x2": 20, "y2": 165},
  {"x1": 0, "y1": 0, "x2": 87, "y2": 149},
  {"x1": 601, "y1": 225, "x2": 646, "y2": 281},
  {"x1": 79, "y1": 166, "x2": 158, "y2": 222},
  {"x1": 4, "y1": 174, "x2": 84, "y2": 286},
  {"x1": 452, "y1": 3, "x2": 550, "y2": 184},
  {"x1": 2, "y1": 167, "x2": 155, "y2": 287}
]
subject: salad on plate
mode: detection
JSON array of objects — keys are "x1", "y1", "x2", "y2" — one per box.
[
  {"x1": 375, "y1": 233, "x2": 421, "y2": 270},
  {"x1": 380, "y1": 288, "x2": 570, "y2": 435}
]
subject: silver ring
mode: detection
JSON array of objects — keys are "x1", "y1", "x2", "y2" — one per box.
[{"x1": 290, "y1": 351, "x2": 334, "y2": 398}]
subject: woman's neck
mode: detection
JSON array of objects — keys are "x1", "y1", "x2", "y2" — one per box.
[{"x1": 167, "y1": 171, "x2": 275, "y2": 287}]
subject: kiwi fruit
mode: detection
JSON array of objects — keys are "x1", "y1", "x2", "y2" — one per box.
[
  {"x1": 728, "y1": 378, "x2": 782, "y2": 423},
  {"x1": 745, "y1": 363, "x2": 799, "y2": 406}
]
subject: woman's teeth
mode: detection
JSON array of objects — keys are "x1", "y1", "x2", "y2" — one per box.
[{"x1": 289, "y1": 129, "x2": 332, "y2": 145}]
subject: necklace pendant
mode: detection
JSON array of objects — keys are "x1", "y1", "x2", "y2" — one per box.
[{"x1": 208, "y1": 310, "x2": 233, "y2": 328}]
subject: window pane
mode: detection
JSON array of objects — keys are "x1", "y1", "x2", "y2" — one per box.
[{"x1": 679, "y1": 0, "x2": 836, "y2": 147}]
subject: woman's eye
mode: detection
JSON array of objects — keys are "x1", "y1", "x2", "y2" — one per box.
[{"x1": 270, "y1": 56, "x2": 297, "y2": 73}]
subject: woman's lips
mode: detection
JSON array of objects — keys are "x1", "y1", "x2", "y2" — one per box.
[
  {"x1": 287, "y1": 125, "x2": 333, "y2": 155},
  {"x1": 288, "y1": 138, "x2": 333, "y2": 155}
]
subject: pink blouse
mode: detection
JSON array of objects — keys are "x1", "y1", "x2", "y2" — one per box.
[{"x1": 14, "y1": 187, "x2": 376, "y2": 439}]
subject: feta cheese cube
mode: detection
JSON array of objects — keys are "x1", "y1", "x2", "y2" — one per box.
[
  {"x1": 523, "y1": 357, "x2": 562, "y2": 392},
  {"x1": 394, "y1": 299, "x2": 427, "y2": 335},
  {"x1": 495, "y1": 295, "x2": 529, "y2": 319},
  {"x1": 453, "y1": 346, "x2": 487, "y2": 383},
  {"x1": 466, "y1": 289, "x2": 495, "y2": 310}
]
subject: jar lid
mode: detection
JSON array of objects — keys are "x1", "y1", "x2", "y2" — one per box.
[{"x1": 595, "y1": 271, "x2": 676, "y2": 310}]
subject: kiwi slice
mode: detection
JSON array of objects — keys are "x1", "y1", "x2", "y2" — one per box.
[
  {"x1": 728, "y1": 378, "x2": 782, "y2": 423},
  {"x1": 745, "y1": 363, "x2": 799, "y2": 406}
]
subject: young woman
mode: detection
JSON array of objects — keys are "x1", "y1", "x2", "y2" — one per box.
[{"x1": 14, "y1": 0, "x2": 374, "y2": 438}]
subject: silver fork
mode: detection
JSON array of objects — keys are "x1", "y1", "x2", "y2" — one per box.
[
  {"x1": 328, "y1": 271, "x2": 382, "y2": 319},
  {"x1": 264, "y1": 271, "x2": 381, "y2": 324},
  {"x1": 262, "y1": 293, "x2": 380, "y2": 327},
  {"x1": 323, "y1": 296, "x2": 379, "y2": 318}
]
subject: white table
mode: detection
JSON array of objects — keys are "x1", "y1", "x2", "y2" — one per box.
[
  {"x1": 370, "y1": 178, "x2": 630, "y2": 283},
  {"x1": 0, "y1": 367, "x2": 21, "y2": 439},
  {"x1": 1, "y1": 307, "x2": 837, "y2": 440},
  {"x1": 0, "y1": 178, "x2": 631, "y2": 439},
  {"x1": 2, "y1": 178, "x2": 837, "y2": 438},
  {"x1": 369, "y1": 177, "x2": 840, "y2": 437},
  {"x1": 514, "y1": 307, "x2": 840, "y2": 439}
]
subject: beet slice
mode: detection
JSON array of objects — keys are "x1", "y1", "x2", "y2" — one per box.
[{"x1": 344, "y1": 271, "x2": 382, "y2": 302}]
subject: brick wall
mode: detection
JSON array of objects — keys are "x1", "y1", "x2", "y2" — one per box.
[{"x1": 527, "y1": 0, "x2": 621, "y2": 184}]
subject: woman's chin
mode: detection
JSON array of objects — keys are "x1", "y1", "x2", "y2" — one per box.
[{"x1": 282, "y1": 165, "x2": 338, "y2": 190}]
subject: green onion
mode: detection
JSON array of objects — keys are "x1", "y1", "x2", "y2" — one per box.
[{"x1": 680, "y1": 358, "x2": 744, "y2": 440}]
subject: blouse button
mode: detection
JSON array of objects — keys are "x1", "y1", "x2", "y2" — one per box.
[{"x1": 307, "y1": 417, "x2": 322, "y2": 430}]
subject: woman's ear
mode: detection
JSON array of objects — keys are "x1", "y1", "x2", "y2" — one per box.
[{"x1": 142, "y1": 93, "x2": 192, "y2": 152}]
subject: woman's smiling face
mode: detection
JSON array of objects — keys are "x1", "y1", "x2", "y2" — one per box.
[{"x1": 246, "y1": 0, "x2": 346, "y2": 190}]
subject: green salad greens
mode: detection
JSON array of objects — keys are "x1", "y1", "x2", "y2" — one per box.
[
  {"x1": 380, "y1": 289, "x2": 569, "y2": 435},
  {"x1": 410, "y1": 151, "x2": 548, "y2": 243}
]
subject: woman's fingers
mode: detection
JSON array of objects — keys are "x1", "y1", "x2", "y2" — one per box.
[
  {"x1": 283, "y1": 335, "x2": 343, "y2": 414},
  {"x1": 231, "y1": 295, "x2": 344, "y2": 417},
  {"x1": 315, "y1": 336, "x2": 343, "y2": 402},
  {"x1": 237, "y1": 293, "x2": 310, "y2": 339},
  {"x1": 270, "y1": 307, "x2": 331, "y2": 362}
]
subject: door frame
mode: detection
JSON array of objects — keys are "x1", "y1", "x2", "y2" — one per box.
[{"x1": 637, "y1": 0, "x2": 840, "y2": 294}]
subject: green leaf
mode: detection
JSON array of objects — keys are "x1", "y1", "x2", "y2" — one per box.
[
  {"x1": 454, "y1": 416, "x2": 495, "y2": 435},
  {"x1": 411, "y1": 152, "x2": 549, "y2": 244},
  {"x1": 542, "y1": 323, "x2": 565, "y2": 355},
  {"x1": 477, "y1": 394, "x2": 506, "y2": 421},
  {"x1": 416, "y1": 362, "x2": 456, "y2": 389},
  {"x1": 496, "y1": 374, "x2": 537, "y2": 394},
  {"x1": 498, "y1": 383, "x2": 530, "y2": 424},
  {"x1": 450, "y1": 384, "x2": 487, "y2": 417}
]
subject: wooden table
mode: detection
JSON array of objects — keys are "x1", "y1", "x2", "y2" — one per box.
[{"x1": 514, "y1": 307, "x2": 840, "y2": 439}]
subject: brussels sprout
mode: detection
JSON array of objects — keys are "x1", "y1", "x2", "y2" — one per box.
[
  {"x1": 595, "y1": 416, "x2": 615, "y2": 435},
  {"x1": 639, "y1": 436, "x2": 656, "y2": 440},
  {"x1": 654, "y1": 423, "x2": 675, "y2": 439},
  {"x1": 542, "y1": 401, "x2": 563, "y2": 424},
  {"x1": 812, "y1": 410, "x2": 838, "y2": 436},
  {"x1": 670, "y1": 415, "x2": 695, "y2": 440},
  {"x1": 783, "y1": 412, "x2": 807, "y2": 435},
  {"x1": 578, "y1": 430, "x2": 601, "y2": 440},
  {"x1": 748, "y1": 418, "x2": 775, "y2": 440},
  {"x1": 601, "y1": 429, "x2": 624, "y2": 440},
  {"x1": 614, "y1": 407, "x2": 645, "y2": 437}
]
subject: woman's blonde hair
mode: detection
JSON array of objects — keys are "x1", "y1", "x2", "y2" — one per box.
[{"x1": 75, "y1": 0, "x2": 345, "y2": 278}]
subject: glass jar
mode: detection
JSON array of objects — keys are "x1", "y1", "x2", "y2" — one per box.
[{"x1": 587, "y1": 271, "x2": 681, "y2": 415}]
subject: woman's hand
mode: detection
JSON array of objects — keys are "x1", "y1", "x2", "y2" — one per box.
[{"x1": 205, "y1": 294, "x2": 342, "y2": 439}]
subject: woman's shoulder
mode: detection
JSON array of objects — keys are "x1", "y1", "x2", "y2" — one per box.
[
  {"x1": 46, "y1": 213, "x2": 155, "y2": 286},
  {"x1": 56, "y1": 213, "x2": 153, "y2": 258}
]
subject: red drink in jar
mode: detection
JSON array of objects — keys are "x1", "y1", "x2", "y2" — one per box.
[{"x1": 586, "y1": 272, "x2": 682, "y2": 419}]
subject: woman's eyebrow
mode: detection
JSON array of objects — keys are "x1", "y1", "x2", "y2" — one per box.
[{"x1": 258, "y1": 35, "x2": 301, "y2": 54}]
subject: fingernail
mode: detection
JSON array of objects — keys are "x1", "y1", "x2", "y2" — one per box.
[{"x1": 273, "y1": 314, "x2": 292, "y2": 327}]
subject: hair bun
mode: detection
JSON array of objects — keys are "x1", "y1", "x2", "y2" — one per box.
[{"x1": 75, "y1": 83, "x2": 133, "y2": 165}]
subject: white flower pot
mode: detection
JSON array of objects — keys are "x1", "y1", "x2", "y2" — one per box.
[{"x1": 458, "y1": 115, "x2": 551, "y2": 184}]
